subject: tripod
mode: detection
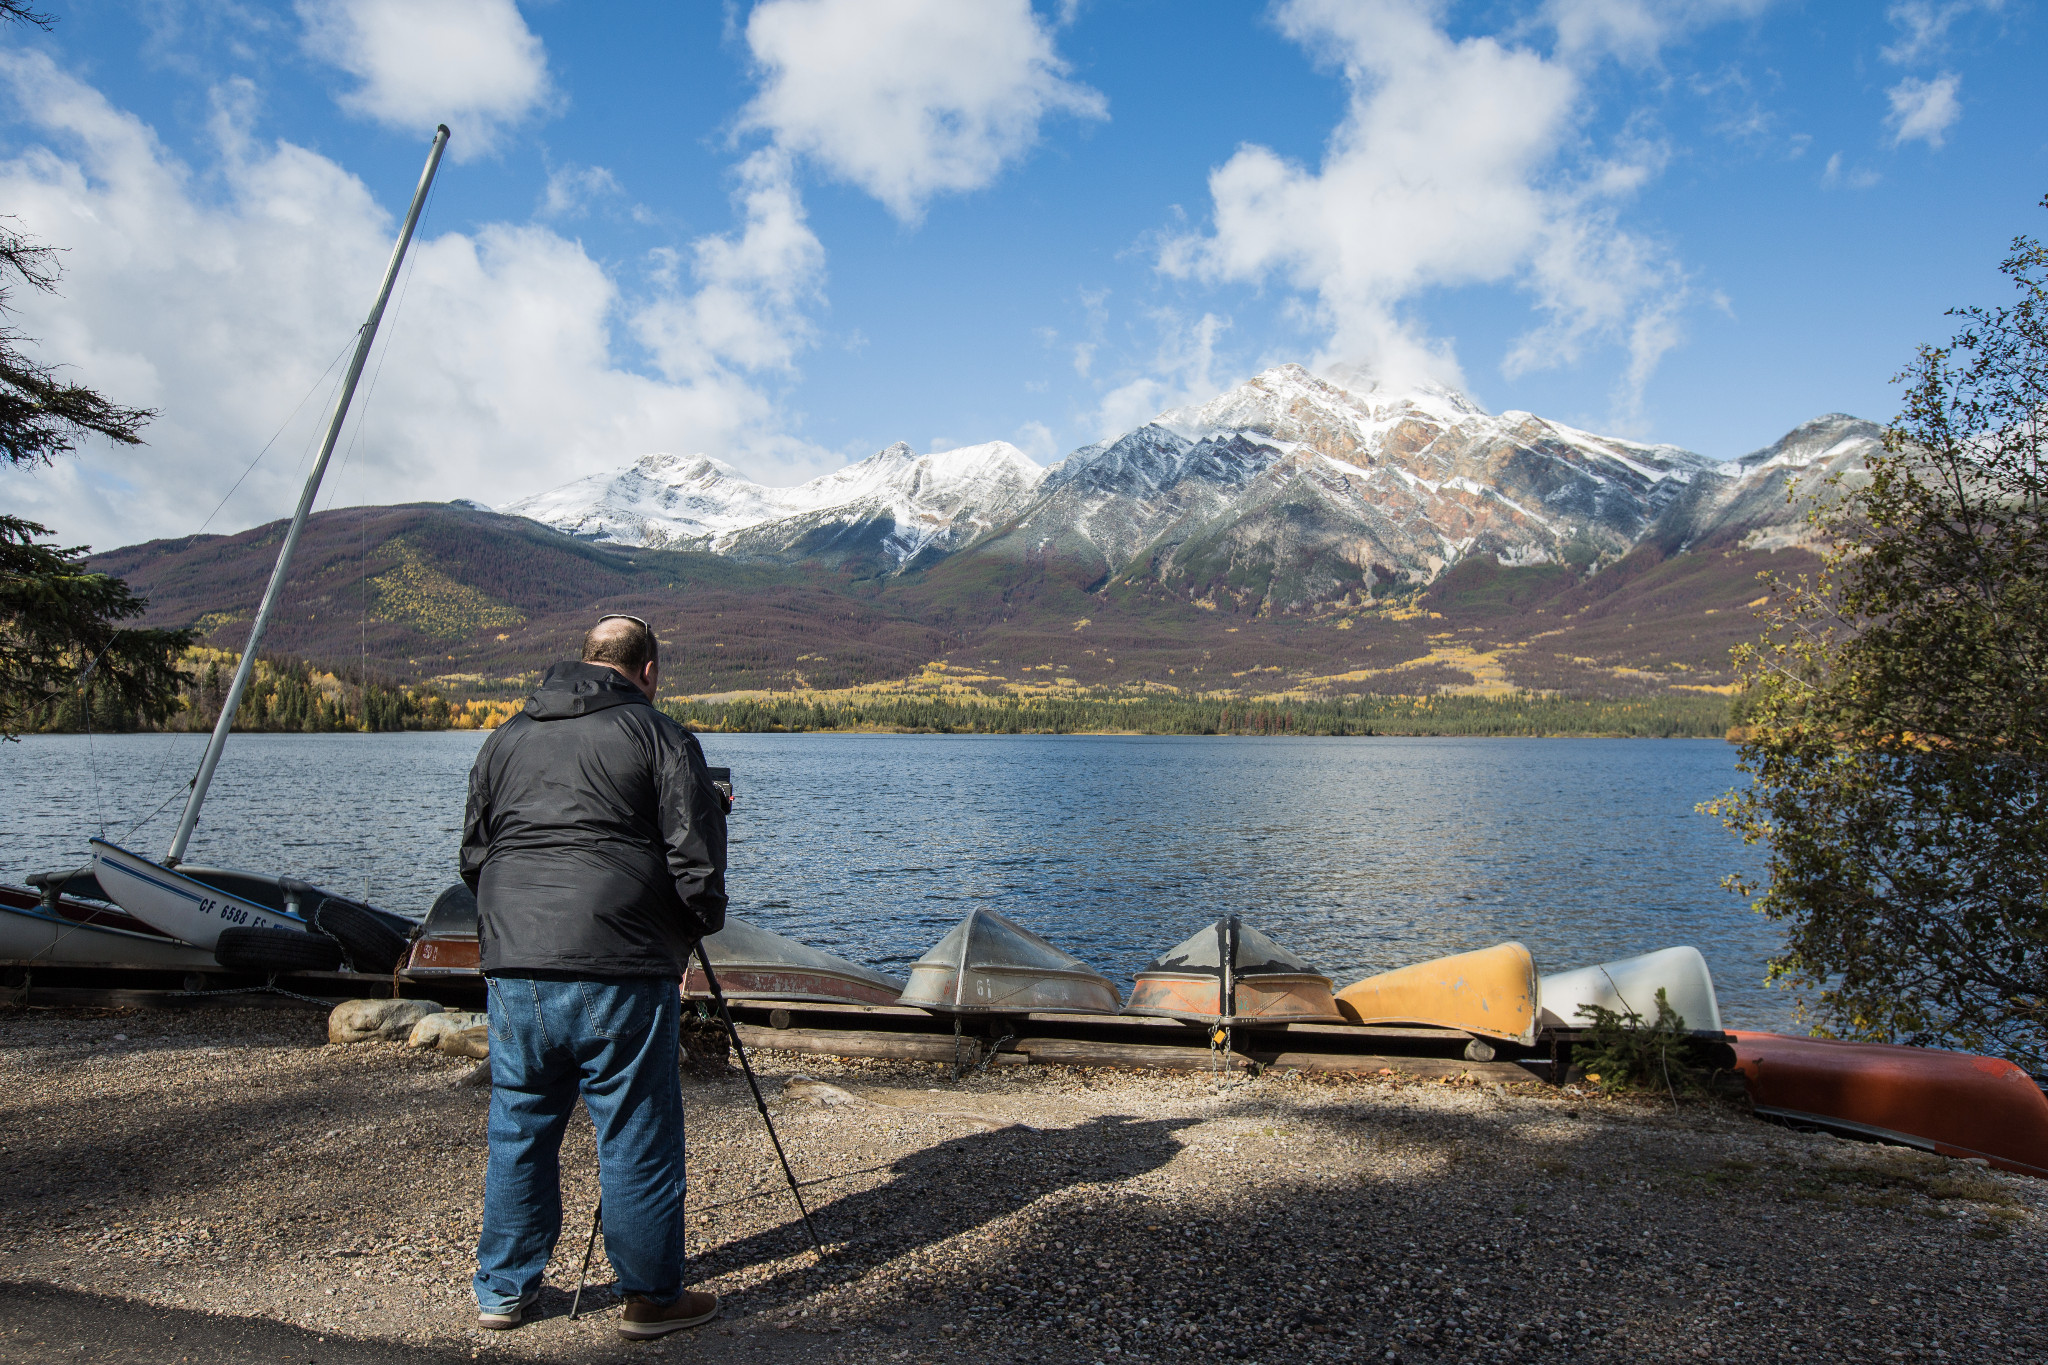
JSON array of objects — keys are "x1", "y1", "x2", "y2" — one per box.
[{"x1": 571, "y1": 941, "x2": 825, "y2": 1318}]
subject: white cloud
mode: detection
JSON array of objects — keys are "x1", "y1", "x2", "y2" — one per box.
[
  {"x1": 1882, "y1": 0, "x2": 2004, "y2": 65},
  {"x1": 1886, "y1": 72, "x2": 1963, "y2": 147},
  {"x1": 297, "y1": 0, "x2": 555, "y2": 157},
  {"x1": 1092, "y1": 312, "x2": 1229, "y2": 440},
  {"x1": 1820, "y1": 152, "x2": 1881, "y2": 190},
  {"x1": 1542, "y1": 0, "x2": 1774, "y2": 65},
  {"x1": 0, "y1": 52, "x2": 829, "y2": 551},
  {"x1": 1012, "y1": 419, "x2": 1058, "y2": 463},
  {"x1": 1162, "y1": 0, "x2": 1689, "y2": 413},
  {"x1": 741, "y1": 0, "x2": 1105, "y2": 222},
  {"x1": 631, "y1": 150, "x2": 825, "y2": 381},
  {"x1": 539, "y1": 162, "x2": 621, "y2": 218}
]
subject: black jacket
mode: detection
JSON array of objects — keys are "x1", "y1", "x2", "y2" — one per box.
[{"x1": 460, "y1": 661, "x2": 727, "y2": 977}]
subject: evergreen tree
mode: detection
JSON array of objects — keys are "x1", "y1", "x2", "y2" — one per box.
[{"x1": 0, "y1": 3, "x2": 189, "y2": 736}]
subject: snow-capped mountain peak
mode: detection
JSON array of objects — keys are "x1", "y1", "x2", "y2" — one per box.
[
  {"x1": 502, "y1": 439, "x2": 1045, "y2": 565},
  {"x1": 497, "y1": 363, "x2": 1873, "y2": 606}
]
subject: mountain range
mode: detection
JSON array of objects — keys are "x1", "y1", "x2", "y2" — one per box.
[
  {"x1": 506, "y1": 364, "x2": 1876, "y2": 613},
  {"x1": 93, "y1": 364, "x2": 1878, "y2": 701}
]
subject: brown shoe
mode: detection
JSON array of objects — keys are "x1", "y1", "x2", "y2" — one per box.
[
  {"x1": 476, "y1": 1289, "x2": 539, "y2": 1330},
  {"x1": 617, "y1": 1289, "x2": 719, "y2": 1338}
]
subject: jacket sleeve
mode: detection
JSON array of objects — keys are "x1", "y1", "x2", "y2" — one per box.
[
  {"x1": 657, "y1": 728, "x2": 728, "y2": 940},
  {"x1": 458, "y1": 734, "x2": 495, "y2": 894}
]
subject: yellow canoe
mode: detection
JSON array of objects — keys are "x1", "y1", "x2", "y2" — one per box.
[{"x1": 1334, "y1": 941, "x2": 1539, "y2": 1044}]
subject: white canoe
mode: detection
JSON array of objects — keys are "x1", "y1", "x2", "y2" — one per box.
[
  {"x1": 90, "y1": 838, "x2": 311, "y2": 952},
  {"x1": 0, "y1": 901, "x2": 217, "y2": 970},
  {"x1": 1537, "y1": 945, "x2": 1723, "y2": 1033}
]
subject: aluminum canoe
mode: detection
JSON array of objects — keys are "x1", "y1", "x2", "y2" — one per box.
[
  {"x1": 1538, "y1": 945, "x2": 1724, "y2": 1033},
  {"x1": 0, "y1": 893, "x2": 216, "y2": 971},
  {"x1": 896, "y1": 908, "x2": 1121, "y2": 1016},
  {"x1": 401, "y1": 884, "x2": 480, "y2": 980},
  {"x1": 1334, "y1": 941, "x2": 1540, "y2": 1044},
  {"x1": 682, "y1": 917, "x2": 905, "y2": 1007},
  {"x1": 1124, "y1": 917, "x2": 1345, "y2": 1026},
  {"x1": 1732, "y1": 1031, "x2": 2048, "y2": 1180},
  {"x1": 90, "y1": 838, "x2": 313, "y2": 950}
]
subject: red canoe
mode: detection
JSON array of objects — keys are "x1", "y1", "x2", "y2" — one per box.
[{"x1": 1731, "y1": 1030, "x2": 2048, "y2": 1179}]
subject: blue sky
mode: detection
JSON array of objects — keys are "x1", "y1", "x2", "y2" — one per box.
[{"x1": 1, "y1": 0, "x2": 2041, "y2": 548}]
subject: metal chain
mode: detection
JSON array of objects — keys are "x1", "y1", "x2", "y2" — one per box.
[{"x1": 173, "y1": 974, "x2": 337, "y2": 1008}]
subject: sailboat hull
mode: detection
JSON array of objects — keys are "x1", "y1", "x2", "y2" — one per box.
[{"x1": 91, "y1": 839, "x2": 310, "y2": 952}]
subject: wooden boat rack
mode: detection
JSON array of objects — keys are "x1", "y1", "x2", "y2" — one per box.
[
  {"x1": 711, "y1": 998, "x2": 1556, "y2": 1083},
  {"x1": 3, "y1": 962, "x2": 1765, "y2": 1093}
]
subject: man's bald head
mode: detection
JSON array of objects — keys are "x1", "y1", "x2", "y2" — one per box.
[{"x1": 584, "y1": 615, "x2": 658, "y2": 675}]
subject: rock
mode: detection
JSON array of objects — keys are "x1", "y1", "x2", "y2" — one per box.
[
  {"x1": 327, "y1": 998, "x2": 442, "y2": 1045},
  {"x1": 784, "y1": 1075, "x2": 861, "y2": 1106},
  {"x1": 405, "y1": 1011, "x2": 487, "y2": 1049},
  {"x1": 439, "y1": 1025, "x2": 490, "y2": 1060}
]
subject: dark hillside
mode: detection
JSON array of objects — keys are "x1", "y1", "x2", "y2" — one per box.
[
  {"x1": 93, "y1": 502, "x2": 1815, "y2": 701},
  {"x1": 93, "y1": 503, "x2": 953, "y2": 695}
]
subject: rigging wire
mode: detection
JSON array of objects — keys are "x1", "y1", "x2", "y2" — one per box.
[
  {"x1": 72, "y1": 159, "x2": 440, "y2": 850},
  {"x1": 119, "y1": 330, "x2": 363, "y2": 835},
  {"x1": 194, "y1": 331, "x2": 360, "y2": 539}
]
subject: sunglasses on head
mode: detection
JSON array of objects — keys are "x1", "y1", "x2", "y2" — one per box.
[{"x1": 597, "y1": 613, "x2": 651, "y2": 632}]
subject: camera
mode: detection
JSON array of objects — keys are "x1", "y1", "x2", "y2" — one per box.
[{"x1": 705, "y1": 766, "x2": 734, "y2": 803}]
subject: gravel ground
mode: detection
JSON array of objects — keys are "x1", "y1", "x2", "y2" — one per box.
[{"x1": 1, "y1": 1004, "x2": 2044, "y2": 1365}]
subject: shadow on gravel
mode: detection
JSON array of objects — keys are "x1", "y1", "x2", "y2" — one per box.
[
  {"x1": 0, "y1": 1039, "x2": 456, "y2": 1225},
  {"x1": 687, "y1": 1112, "x2": 1199, "y2": 1301},
  {"x1": 0, "y1": 1280, "x2": 470, "y2": 1365}
]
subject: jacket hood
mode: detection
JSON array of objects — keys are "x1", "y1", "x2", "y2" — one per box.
[{"x1": 524, "y1": 661, "x2": 652, "y2": 721}]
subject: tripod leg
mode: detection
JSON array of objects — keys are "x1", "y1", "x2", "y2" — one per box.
[
  {"x1": 569, "y1": 1201, "x2": 602, "y2": 1320},
  {"x1": 695, "y1": 941, "x2": 827, "y2": 1259}
]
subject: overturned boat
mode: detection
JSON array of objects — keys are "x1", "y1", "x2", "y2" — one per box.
[
  {"x1": 401, "y1": 884, "x2": 482, "y2": 981},
  {"x1": 897, "y1": 909, "x2": 1120, "y2": 1016},
  {"x1": 1538, "y1": 945, "x2": 1723, "y2": 1033},
  {"x1": 0, "y1": 883, "x2": 216, "y2": 972},
  {"x1": 1334, "y1": 941, "x2": 1540, "y2": 1044},
  {"x1": 1125, "y1": 917, "x2": 1345, "y2": 1026},
  {"x1": 683, "y1": 917, "x2": 904, "y2": 1007},
  {"x1": 1733, "y1": 1031, "x2": 2048, "y2": 1180}
]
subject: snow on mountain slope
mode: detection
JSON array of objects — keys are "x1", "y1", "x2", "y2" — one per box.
[
  {"x1": 500, "y1": 361, "x2": 1873, "y2": 610},
  {"x1": 1652, "y1": 413, "x2": 1882, "y2": 551},
  {"x1": 504, "y1": 453, "x2": 800, "y2": 546},
  {"x1": 983, "y1": 364, "x2": 1728, "y2": 607},
  {"x1": 503, "y1": 440, "x2": 1045, "y2": 566}
]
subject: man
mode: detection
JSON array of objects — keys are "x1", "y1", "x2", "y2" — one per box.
[{"x1": 459, "y1": 613, "x2": 728, "y2": 1338}]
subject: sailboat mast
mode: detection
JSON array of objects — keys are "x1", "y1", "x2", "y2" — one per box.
[{"x1": 166, "y1": 124, "x2": 451, "y2": 866}]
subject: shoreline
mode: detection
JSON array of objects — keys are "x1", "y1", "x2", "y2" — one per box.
[{"x1": 13, "y1": 727, "x2": 1737, "y2": 741}]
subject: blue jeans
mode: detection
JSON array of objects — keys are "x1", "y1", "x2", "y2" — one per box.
[{"x1": 474, "y1": 974, "x2": 686, "y2": 1311}]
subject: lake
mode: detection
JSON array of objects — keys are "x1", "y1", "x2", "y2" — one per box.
[{"x1": 1, "y1": 731, "x2": 1792, "y2": 1029}]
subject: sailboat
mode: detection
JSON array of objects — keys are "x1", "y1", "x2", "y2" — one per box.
[{"x1": 66, "y1": 127, "x2": 452, "y2": 971}]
